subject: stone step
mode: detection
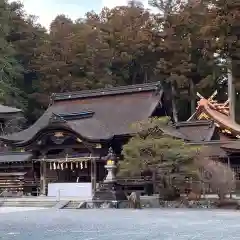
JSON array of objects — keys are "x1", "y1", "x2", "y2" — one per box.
[
  {"x1": 62, "y1": 200, "x2": 96, "y2": 209},
  {"x1": 0, "y1": 201, "x2": 56, "y2": 208},
  {"x1": 63, "y1": 201, "x2": 82, "y2": 209},
  {"x1": 53, "y1": 201, "x2": 70, "y2": 209}
]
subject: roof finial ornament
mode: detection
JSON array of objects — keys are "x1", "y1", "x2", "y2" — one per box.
[
  {"x1": 102, "y1": 147, "x2": 116, "y2": 162},
  {"x1": 49, "y1": 93, "x2": 56, "y2": 106},
  {"x1": 108, "y1": 147, "x2": 115, "y2": 159}
]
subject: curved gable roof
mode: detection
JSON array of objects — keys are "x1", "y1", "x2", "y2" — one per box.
[
  {"x1": 1, "y1": 83, "x2": 163, "y2": 145},
  {"x1": 190, "y1": 98, "x2": 240, "y2": 137}
]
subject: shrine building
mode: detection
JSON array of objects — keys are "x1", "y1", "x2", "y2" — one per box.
[{"x1": 0, "y1": 83, "x2": 240, "y2": 196}]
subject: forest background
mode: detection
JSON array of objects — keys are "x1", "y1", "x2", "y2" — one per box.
[{"x1": 0, "y1": 0, "x2": 239, "y2": 124}]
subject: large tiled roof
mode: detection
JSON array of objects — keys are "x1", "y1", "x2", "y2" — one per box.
[
  {"x1": 172, "y1": 120, "x2": 216, "y2": 142},
  {"x1": 153, "y1": 120, "x2": 216, "y2": 142},
  {"x1": 0, "y1": 83, "x2": 163, "y2": 145}
]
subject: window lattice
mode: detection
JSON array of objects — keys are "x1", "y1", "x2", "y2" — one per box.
[{"x1": 232, "y1": 165, "x2": 240, "y2": 180}]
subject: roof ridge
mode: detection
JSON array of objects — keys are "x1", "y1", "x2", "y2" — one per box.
[
  {"x1": 188, "y1": 140, "x2": 240, "y2": 145},
  {"x1": 51, "y1": 82, "x2": 160, "y2": 101},
  {"x1": 174, "y1": 120, "x2": 213, "y2": 127}
]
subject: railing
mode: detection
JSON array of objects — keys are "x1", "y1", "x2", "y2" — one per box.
[
  {"x1": 0, "y1": 178, "x2": 239, "y2": 200},
  {"x1": 115, "y1": 177, "x2": 240, "y2": 195},
  {"x1": 0, "y1": 188, "x2": 42, "y2": 198},
  {"x1": 116, "y1": 178, "x2": 152, "y2": 184},
  {"x1": 0, "y1": 189, "x2": 6, "y2": 197}
]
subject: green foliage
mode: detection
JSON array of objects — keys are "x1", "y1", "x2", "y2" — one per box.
[
  {"x1": 200, "y1": 0, "x2": 240, "y2": 90},
  {"x1": 119, "y1": 117, "x2": 200, "y2": 177},
  {"x1": 0, "y1": 0, "x2": 24, "y2": 108}
]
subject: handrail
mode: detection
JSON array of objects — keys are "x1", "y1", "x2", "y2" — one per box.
[{"x1": 0, "y1": 188, "x2": 7, "y2": 198}]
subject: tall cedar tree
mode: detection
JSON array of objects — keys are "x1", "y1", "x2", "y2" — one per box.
[
  {"x1": 7, "y1": 1, "x2": 47, "y2": 121},
  {"x1": 98, "y1": 3, "x2": 159, "y2": 85},
  {"x1": 0, "y1": 0, "x2": 24, "y2": 108},
  {"x1": 201, "y1": 0, "x2": 240, "y2": 88},
  {"x1": 150, "y1": 0, "x2": 225, "y2": 119}
]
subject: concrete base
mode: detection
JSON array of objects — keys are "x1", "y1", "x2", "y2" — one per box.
[{"x1": 92, "y1": 182, "x2": 127, "y2": 202}]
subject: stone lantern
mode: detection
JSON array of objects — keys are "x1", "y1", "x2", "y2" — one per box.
[
  {"x1": 92, "y1": 147, "x2": 127, "y2": 205},
  {"x1": 104, "y1": 147, "x2": 117, "y2": 183}
]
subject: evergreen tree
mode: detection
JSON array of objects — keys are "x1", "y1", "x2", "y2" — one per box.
[
  {"x1": 119, "y1": 117, "x2": 198, "y2": 177},
  {"x1": 7, "y1": 1, "x2": 47, "y2": 121},
  {"x1": 0, "y1": 0, "x2": 24, "y2": 108}
]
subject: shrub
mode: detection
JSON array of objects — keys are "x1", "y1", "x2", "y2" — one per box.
[{"x1": 195, "y1": 158, "x2": 236, "y2": 200}]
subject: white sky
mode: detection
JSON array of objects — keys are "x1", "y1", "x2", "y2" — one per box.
[{"x1": 102, "y1": 0, "x2": 149, "y2": 9}]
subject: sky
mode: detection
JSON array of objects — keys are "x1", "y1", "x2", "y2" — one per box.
[{"x1": 8, "y1": 0, "x2": 152, "y2": 29}]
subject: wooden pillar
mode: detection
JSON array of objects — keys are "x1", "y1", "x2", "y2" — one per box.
[
  {"x1": 227, "y1": 155, "x2": 233, "y2": 199},
  {"x1": 201, "y1": 180, "x2": 206, "y2": 198},
  {"x1": 228, "y1": 59, "x2": 236, "y2": 122},
  {"x1": 40, "y1": 160, "x2": 47, "y2": 196},
  {"x1": 152, "y1": 170, "x2": 156, "y2": 194},
  {"x1": 227, "y1": 155, "x2": 230, "y2": 167},
  {"x1": 91, "y1": 158, "x2": 97, "y2": 195}
]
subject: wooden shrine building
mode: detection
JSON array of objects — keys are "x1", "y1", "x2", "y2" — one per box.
[
  {"x1": 0, "y1": 83, "x2": 168, "y2": 196},
  {"x1": 1, "y1": 83, "x2": 240, "y2": 196}
]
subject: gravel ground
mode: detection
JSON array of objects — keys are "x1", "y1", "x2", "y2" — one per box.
[{"x1": 0, "y1": 208, "x2": 239, "y2": 240}]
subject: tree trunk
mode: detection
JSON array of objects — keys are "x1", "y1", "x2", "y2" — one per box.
[
  {"x1": 189, "y1": 79, "x2": 196, "y2": 115},
  {"x1": 171, "y1": 84, "x2": 178, "y2": 123}
]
